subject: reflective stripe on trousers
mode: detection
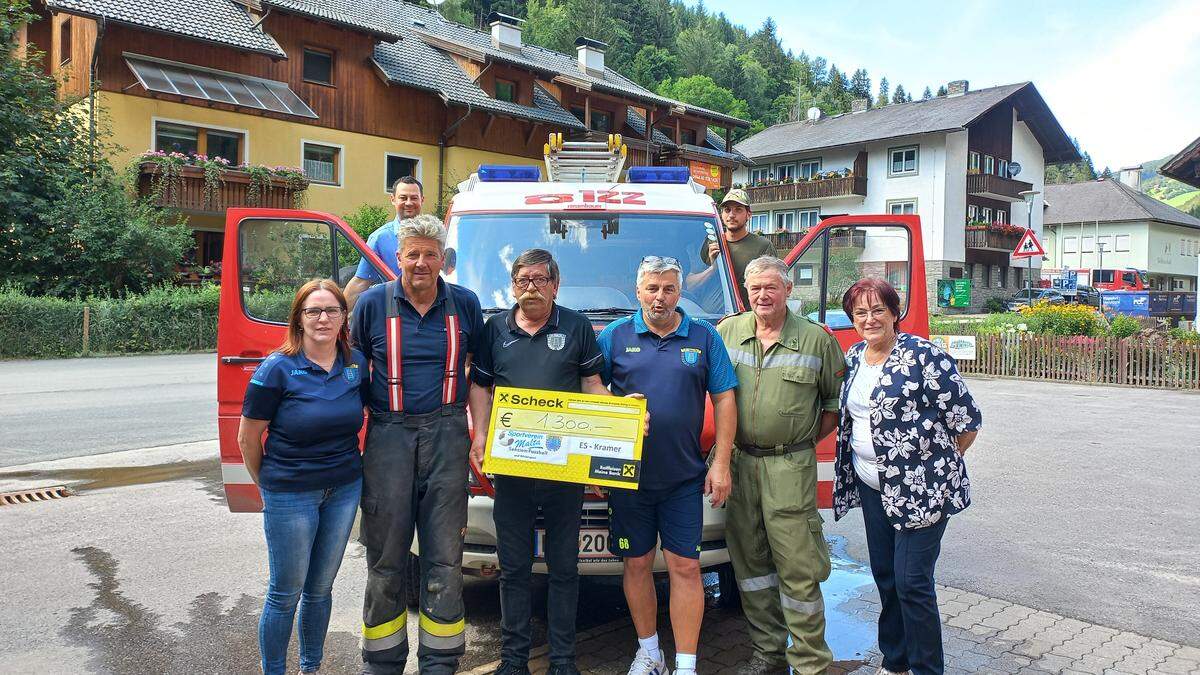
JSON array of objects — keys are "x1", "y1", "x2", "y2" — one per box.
[
  {"x1": 419, "y1": 611, "x2": 466, "y2": 650},
  {"x1": 362, "y1": 613, "x2": 408, "y2": 652}
]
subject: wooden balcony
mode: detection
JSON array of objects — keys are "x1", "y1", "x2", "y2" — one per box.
[
  {"x1": 764, "y1": 228, "x2": 865, "y2": 255},
  {"x1": 746, "y1": 175, "x2": 868, "y2": 205},
  {"x1": 965, "y1": 227, "x2": 1023, "y2": 251},
  {"x1": 966, "y1": 173, "x2": 1033, "y2": 202},
  {"x1": 136, "y1": 163, "x2": 307, "y2": 212}
]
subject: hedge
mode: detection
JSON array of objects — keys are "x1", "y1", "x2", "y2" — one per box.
[{"x1": 0, "y1": 285, "x2": 219, "y2": 359}]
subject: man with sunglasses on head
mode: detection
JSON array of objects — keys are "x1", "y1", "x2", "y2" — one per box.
[
  {"x1": 468, "y1": 248, "x2": 610, "y2": 675},
  {"x1": 596, "y1": 255, "x2": 738, "y2": 675}
]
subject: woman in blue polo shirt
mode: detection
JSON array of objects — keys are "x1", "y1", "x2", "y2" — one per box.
[{"x1": 238, "y1": 279, "x2": 368, "y2": 675}]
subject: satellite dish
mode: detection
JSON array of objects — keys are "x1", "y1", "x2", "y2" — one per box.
[
  {"x1": 1008, "y1": 161, "x2": 1022, "y2": 178},
  {"x1": 806, "y1": 107, "x2": 822, "y2": 122},
  {"x1": 427, "y1": 0, "x2": 446, "y2": 5}
]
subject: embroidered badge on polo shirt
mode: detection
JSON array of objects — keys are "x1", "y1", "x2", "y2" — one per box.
[
  {"x1": 681, "y1": 347, "x2": 701, "y2": 366},
  {"x1": 547, "y1": 333, "x2": 566, "y2": 350}
]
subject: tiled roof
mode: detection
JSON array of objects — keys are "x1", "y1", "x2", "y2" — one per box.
[
  {"x1": 1160, "y1": 135, "x2": 1200, "y2": 189},
  {"x1": 736, "y1": 83, "x2": 1079, "y2": 164},
  {"x1": 261, "y1": 0, "x2": 400, "y2": 41},
  {"x1": 373, "y1": 38, "x2": 585, "y2": 130},
  {"x1": 1044, "y1": 178, "x2": 1200, "y2": 230},
  {"x1": 382, "y1": 1, "x2": 748, "y2": 129},
  {"x1": 623, "y1": 108, "x2": 675, "y2": 147},
  {"x1": 44, "y1": 0, "x2": 285, "y2": 57}
]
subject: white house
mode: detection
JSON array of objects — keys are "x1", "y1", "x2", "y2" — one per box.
[{"x1": 733, "y1": 81, "x2": 1079, "y2": 312}]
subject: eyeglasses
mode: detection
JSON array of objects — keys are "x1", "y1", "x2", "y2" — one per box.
[
  {"x1": 640, "y1": 255, "x2": 683, "y2": 269},
  {"x1": 301, "y1": 306, "x2": 344, "y2": 319},
  {"x1": 513, "y1": 276, "x2": 552, "y2": 290},
  {"x1": 851, "y1": 307, "x2": 890, "y2": 320}
]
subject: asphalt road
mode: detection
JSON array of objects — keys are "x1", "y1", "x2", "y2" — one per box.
[{"x1": 0, "y1": 353, "x2": 216, "y2": 467}]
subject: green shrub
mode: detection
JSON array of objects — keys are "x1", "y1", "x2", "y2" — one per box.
[
  {"x1": 1168, "y1": 327, "x2": 1200, "y2": 344},
  {"x1": 342, "y1": 203, "x2": 392, "y2": 241},
  {"x1": 984, "y1": 298, "x2": 1008, "y2": 313},
  {"x1": 1015, "y1": 301, "x2": 1102, "y2": 336},
  {"x1": 1107, "y1": 314, "x2": 1142, "y2": 339},
  {"x1": 0, "y1": 284, "x2": 219, "y2": 359}
]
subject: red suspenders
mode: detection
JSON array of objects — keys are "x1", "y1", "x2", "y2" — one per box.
[{"x1": 383, "y1": 280, "x2": 461, "y2": 413}]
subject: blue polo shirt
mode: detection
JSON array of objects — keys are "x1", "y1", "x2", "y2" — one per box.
[
  {"x1": 597, "y1": 309, "x2": 737, "y2": 489},
  {"x1": 350, "y1": 277, "x2": 485, "y2": 414},
  {"x1": 242, "y1": 349, "x2": 368, "y2": 492},
  {"x1": 354, "y1": 218, "x2": 401, "y2": 282}
]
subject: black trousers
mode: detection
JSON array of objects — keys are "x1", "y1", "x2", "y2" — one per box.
[
  {"x1": 858, "y1": 481, "x2": 949, "y2": 675},
  {"x1": 492, "y1": 475, "x2": 584, "y2": 667}
]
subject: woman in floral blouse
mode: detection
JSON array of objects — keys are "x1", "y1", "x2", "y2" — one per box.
[{"x1": 833, "y1": 278, "x2": 982, "y2": 675}]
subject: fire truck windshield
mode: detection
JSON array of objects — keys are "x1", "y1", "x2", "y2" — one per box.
[{"x1": 447, "y1": 212, "x2": 736, "y2": 320}]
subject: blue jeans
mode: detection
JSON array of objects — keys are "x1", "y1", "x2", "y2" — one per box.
[
  {"x1": 858, "y1": 481, "x2": 948, "y2": 675},
  {"x1": 260, "y1": 478, "x2": 362, "y2": 675}
]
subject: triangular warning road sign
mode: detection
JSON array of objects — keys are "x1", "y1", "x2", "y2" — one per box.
[{"x1": 1012, "y1": 229, "x2": 1045, "y2": 258}]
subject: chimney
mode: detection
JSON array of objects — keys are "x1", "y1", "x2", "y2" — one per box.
[
  {"x1": 947, "y1": 80, "x2": 969, "y2": 97},
  {"x1": 1118, "y1": 165, "x2": 1143, "y2": 190},
  {"x1": 850, "y1": 98, "x2": 869, "y2": 114},
  {"x1": 488, "y1": 12, "x2": 523, "y2": 51},
  {"x1": 575, "y1": 37, "x2": 607, "y2": 74}
]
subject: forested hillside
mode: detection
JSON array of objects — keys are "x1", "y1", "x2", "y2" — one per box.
[{"x1": 412, "y1": 0, "x2": 940, "y2": 138}]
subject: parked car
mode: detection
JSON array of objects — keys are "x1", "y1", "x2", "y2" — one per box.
[
  {"x1": 1073, "y1": 285, "x2": 1101, "y2": 307},
  {"x1": 1006, "y1": 288, "x2": 1066, "y2": 311}
]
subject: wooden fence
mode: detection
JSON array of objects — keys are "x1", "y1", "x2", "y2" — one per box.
[{"x1": 958, "y1": 333, "x2": 1200, "y2": 390}]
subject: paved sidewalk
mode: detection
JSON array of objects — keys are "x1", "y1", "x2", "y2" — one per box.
[{"x1": 465, "y1": 584, "x2": 1200, "y2": 675}]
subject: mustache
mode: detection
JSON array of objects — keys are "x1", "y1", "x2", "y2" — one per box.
[{"x1": 518, "y1": 290, "x2": 546, "y2": 302}]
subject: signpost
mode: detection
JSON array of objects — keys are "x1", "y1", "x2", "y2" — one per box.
[{"x1": 1012, "y1": 227, "x2": 1045, "y2": 308}]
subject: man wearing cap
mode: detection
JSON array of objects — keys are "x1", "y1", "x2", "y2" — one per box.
[
  {"x1": 350, "y1": 214, "x2": 486, "y2": 675},
  {"x1": 716, "y1": 255, "x2": 844, "y2": 675},
  {"x1": 597, "y1": 255, "x2": 738, "y2": 675},
  {"x1": 700, "y1": 188, "x2": 775, "y2": 308}
]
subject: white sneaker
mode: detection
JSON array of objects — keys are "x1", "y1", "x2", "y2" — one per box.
[
  {"x1": 877, "y1": 668, "x2": 910, "y2": 675},
  {"x1": 627, "y1": 647, "x2": 670, "y2": 675}
]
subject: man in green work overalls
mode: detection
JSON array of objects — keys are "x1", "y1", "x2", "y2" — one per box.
[{"x1": 716, "y1": 255, "x2": 845, "y2": 675}]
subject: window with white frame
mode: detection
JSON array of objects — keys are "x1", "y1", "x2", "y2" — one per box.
[
  {"x1": 889, "y1": 146, "x2": 918, "y2": 176},
  {"x1": 774, "y1": 211, "x2": 796, "y2": 231},
  {"x1": 1115, "y1": 234, "x2": 1130, "y2": 252},
  {"x1": 1063, "y1": 236, "x2": 1078, "y2": 253},
  {"x1": 749, "y1": 167, "x2": 769, "y2": 184},
  {"x1": 385, "y1": 154, "x2": 419, "y2": 194},
  {"x1": 984, "y1": 155, "x2": 994, "y2": 175},
  {"x1": 798, "y1": 208, "x2": 820, "y2": 231},
  {"x1": 302, "y1": 142, "x2": 341, "y2": 185},
  {"x1": 795, "y1": 264, "x2": 814, "y2": 286},
  {"x1": 995, "y1": 209, "x2": 1007, "y2": 224},
  {"x1": 798, "y1": 159, "x2": 821, "y2": 179},
  {"x1": 969, "y1": 151, "x2": 980, "y2": 172},
  {"x1": 1182, "y1": 239, "x2": 1188, "y2": 256},
  {"x1": 887, "y1": 199, "x2": 917, "y2": 215},
  {"x1": 1098, "y1": 235, "x2": 1113, "y2": 253},
  {"x1": 967, "y1": 204, "x2": 978, "y2": 221},
  {"x1": 981, "y1": 264, "x2": 991, "y2": 288},
  {"x1": 775, "y1": 164, "x2": 796, "y2": 181},
  {"x1": 749, "y1": 213, "x2": 769, "y2": 232},
  {"x1": 998, "y1": 158, "x2": 1009, "y2": 177},
  {"x1": 981, "y1": 207, "x2": 992, "y2": 222},
  {"x1": 1081, "y1": 236, "x2": 1095, "y2": 253}
]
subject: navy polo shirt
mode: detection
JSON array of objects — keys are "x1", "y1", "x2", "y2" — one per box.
[
  {"x1": 350, "y1": 277, "x2": 484, "y2": 414},
  {"x1": 242, "y1": 349, "x2": 368, "y2": 492},
  {"x1": 470, "y1": 304, "x2": 604, "y2": 393},
  {"x1": 597, "y1": 309, "x2": 737, "y2": 489}
]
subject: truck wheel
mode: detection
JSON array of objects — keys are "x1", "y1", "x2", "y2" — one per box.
[
  {"x1": 404, "y1": 552, "x2": 421, "y2": 608},
  {"x1": 716, "y1": 562, "x2": 740, "y2": 608}
]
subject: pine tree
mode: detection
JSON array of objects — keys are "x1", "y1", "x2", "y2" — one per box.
[
  {"x1": 876, "y1": 77, "x2": 890, "y2": 107},
  {"x1": 936, "y1": 85, "x2": 948, "y2": 97},
  {"x1": 922, "y1": 86, "x2": 933, "y2": 100},
  {"x1": 850, "y1": 68, "x2": 872, "y2": 102},
  {"x1": 892, "y1": 84, "x2": 908, "y2": 104}
]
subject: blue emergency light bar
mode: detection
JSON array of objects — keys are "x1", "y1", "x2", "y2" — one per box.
[
  {"x1": 478, "y1": 165, "x2": 541, "y2": 182},
  {"x1": 627, "y1": 166, "x2": 691, "y2": 184}
]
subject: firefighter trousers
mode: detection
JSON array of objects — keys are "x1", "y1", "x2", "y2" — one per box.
[
  {"x1": 359, "y1": 405, "x2": 469, "y2": 675},
  {"x1": 726, "y1": 447, "x2": 833, "y2": 675}
]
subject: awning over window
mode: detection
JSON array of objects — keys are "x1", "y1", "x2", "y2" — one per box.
[{"x1": 124, "y1": 53, "x2": 317, "y2": 119}]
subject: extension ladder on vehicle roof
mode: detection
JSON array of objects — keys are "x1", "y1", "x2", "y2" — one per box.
[{"x1": 543, "y1": 133, "x2": 628, "y2": 183}]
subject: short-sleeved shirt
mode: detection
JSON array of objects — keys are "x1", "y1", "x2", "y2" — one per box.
[
  {"x1": 242, "y1": 349, "x2": 368, "y2": 492},
  {"x1": 350, "y1": 277, "x2": 485, "y2": 414},
  {"x1": 597, "y1": 308, "x2": 737, "y2": 488},
  {"x1": 699, "y1": 229, "x2": 775, "y2": 308},
  {"x1": 354, "y1": 218, "x2": 401, "y2": 282},
  {"x1": 717, "y1": 310, "x2": 845, "y2": 449},
  {"x1": 470, "y1": 304, "x2": 603, "y2": 393}
]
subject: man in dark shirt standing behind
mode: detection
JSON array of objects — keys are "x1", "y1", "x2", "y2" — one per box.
[
  {"x1": 700, "y1": 188, "x2": 775, "y2": 308},
  {"x1": 468, "y1": 248, "x2": 610, "y2": 675}
]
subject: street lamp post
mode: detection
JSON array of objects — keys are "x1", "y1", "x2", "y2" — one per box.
[{"x1": 1019, "y1": 189, "x2": 1041, "y2": 308}]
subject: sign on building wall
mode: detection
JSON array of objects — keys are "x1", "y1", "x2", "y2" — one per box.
[
  {"x1": 689, "y1": 161, "x2": 722, "y2": 190},
  {"x1": 937, "y1": 278, "x2": 972, "y2": 308}
]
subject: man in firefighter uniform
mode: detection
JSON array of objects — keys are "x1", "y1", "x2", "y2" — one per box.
[
  {"x1": 350, "y1": 214, "x2": 487, "y2": 674},
  {"x1": 716, "y1": 255, "x2": 845, "y2": 675}
]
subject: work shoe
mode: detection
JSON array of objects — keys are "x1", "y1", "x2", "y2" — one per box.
[
  {"x1": 491, "y1": 662, "x2": 531, "y2": 675},
  {"x1": 627, "y1": 647, "x2": 670, "y2": 675},
  {"x1": 547, "y1": 664, "x2": 582, "y2": 675},
  {"x1": 876, "y1": 669, "x2": 911, "y2": 675},
  {"x1": 736, "y1": 655, "x2": 788, "y2": 675}
]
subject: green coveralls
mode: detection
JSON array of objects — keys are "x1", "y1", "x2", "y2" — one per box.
[{"x1": 717, "y1": 310, "x2": 845, "y2": 674}]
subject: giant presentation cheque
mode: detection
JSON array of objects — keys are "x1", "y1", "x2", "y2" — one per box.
[{"x1": 482, "y1": 386, "x2": 647, "y2": 489}]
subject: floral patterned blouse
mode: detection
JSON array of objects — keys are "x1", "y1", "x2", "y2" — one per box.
[{"x1": 832, "y1": 332, "x2": 983, "y2": 530}]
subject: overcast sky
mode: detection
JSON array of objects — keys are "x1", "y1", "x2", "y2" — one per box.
[{"x1": 696, "y1": 0, "x2": 1200, "y2": 171}]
